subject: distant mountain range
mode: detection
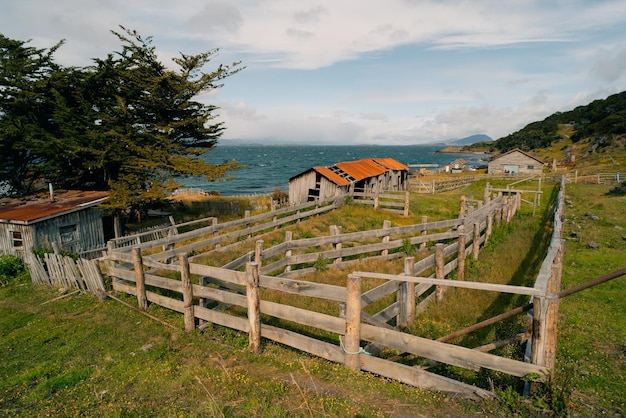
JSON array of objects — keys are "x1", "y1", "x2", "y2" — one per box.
[{"x1": 446, "y1": 134, "x2": 493, "y2": 145}]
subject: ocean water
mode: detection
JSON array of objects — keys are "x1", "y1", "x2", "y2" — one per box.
[{"x1": 181, "y1": 144, "x2": 488, "y2": 196}]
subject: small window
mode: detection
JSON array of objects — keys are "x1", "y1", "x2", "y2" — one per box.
[
  {"x1": 59, "y1": 224, "x2": 78, "y2": 244},
  {"x1": 11, "y1": 231, "x2": 23, "y2": 248},
  {"x1": 528, "y1": 165, "x2": 534, "y2": 170}
]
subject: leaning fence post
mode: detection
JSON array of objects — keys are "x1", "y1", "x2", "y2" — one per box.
[
  {"x1": 398, "y1": 257, "x2": 416, "y2": 328},
  {"x1": 284, "y1": 231, "x2": 293, "y2": 273},
  {"x1": 486, "y1": 212, "x2": 493, "y2": 242},
  {"x1": 179, "y1": 254, "x2": 195, "y2": 332},
  {"x1": 457, "y1": 225, "x2": 466, "y2": 281},
  {"x1": 435, "y1": 243, "x2": 445, "y2": 303},
  {"x1": 382, "y1": 220, "x2": 391, "y2": 256},
  {"x1": 246, "y1": 262, "x2": 261, "y2": 354},
  {"x1": 344, "y1": 274, "x2": 362, "y2": 371},
  {"x1": 420, "y1": 215, "x2": 428, "y2": 252},
  {"x1": 132, "y1": 247, "x2": 148, "y2": 310},
  {"x1": 472, "y1": 222, "x2": 480, "y2": 260}
]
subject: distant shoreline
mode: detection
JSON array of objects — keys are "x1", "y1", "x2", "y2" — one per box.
[{"x1": 436, "y1": 146, "x2": 488, "y2": 154}]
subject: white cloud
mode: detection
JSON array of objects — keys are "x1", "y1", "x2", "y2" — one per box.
[{"x1": 1, "y1": 0, "x2": 625, "y2": 144}]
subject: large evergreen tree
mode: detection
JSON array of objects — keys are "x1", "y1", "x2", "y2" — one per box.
[
  {"x1": 0, "y1": 28, "x2": 243, "y2": 220},
  {"x1": 0, "y1": 35, "x2": 63, "y2": 195}
]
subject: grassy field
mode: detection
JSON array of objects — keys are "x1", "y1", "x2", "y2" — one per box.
[{"x1": 1, "y1": 175, "x2": 624, "y2": 417}]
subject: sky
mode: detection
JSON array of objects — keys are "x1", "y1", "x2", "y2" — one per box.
[{"x1": 2, "y1": 1, "x2": 626, "y2": 145}]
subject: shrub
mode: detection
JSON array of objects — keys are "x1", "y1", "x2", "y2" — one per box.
[{"x1": 0, "y1": 254, "x2": 26, "y2": 282}]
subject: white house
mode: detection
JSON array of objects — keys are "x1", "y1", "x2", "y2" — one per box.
[{"x1": 488, "y1": 149, "x2": 544, "y2": 175}]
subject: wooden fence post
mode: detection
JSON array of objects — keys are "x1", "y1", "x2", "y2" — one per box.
[
  {"x1": 543, "y1": 264, "x2": 561, "y2": 370},
  {"x1": 344, "y1": 274, "x2": 362, "y2": 371},
  {"x1": 330, "y1": 225, "x2": 342, "y2": 263},
  {"x1": 398, "y1": 257, "x2": 416, "y2": 328},
  {"x1": 179, "y1": 254, "x2": 195, "y2": 332},
  {"x1": 255, "y1": 240, "x2": 264, "y2": 265},
  {"x1": 212, "y1": 217, "x2": 219, "y2": 237},
  {"x1": 246, "y1": 262, "x2": 261, "y2": 354},
  {"x1": 472, "y1": 222, "x2": 480, "y2": 260},
  {"x1": 486, "y1": 212, "x2": 493, "y2": 242},
  {"x1": 382, "y1": 220, "x2": 391, "y2": 256},
  {"x1": 284, "y1": 231, "x2": 292, "y2": 273},
  {"x1": 459, "y1": 195, "x2": 466, "y2": 218},
  {"x1": 403, "y1": 191, "x2": 409, "y2": 217},
  {"x1": 435, "y1": 243, "x2": 445, "y2": 303},
  {"x1": 132, "y1": 247, "x2": 148, "y2": 310},
  {"x1": 457, "y1": 225, "x2": 466, "y2": 281},
  {"x1": 245, "y1": 210, "x2": 252, "y2": 239},
  {"x1": 420, "y1": 215, "x2": 428, "y2": 252}
]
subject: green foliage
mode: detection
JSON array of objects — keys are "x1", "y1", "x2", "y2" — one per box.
[
  {"x1": 313, "y1": 253, "x2": 330, "y2": 272},
  {"x1": 402, "y1": 237, "x2": 415, "y2": 256},
  {"x1": 489, "y1": 91, "x2": 626, "y2": 153},
  {"x1": 0, "y1": 28, "x2": 244, "y2": 222},
  {"x1": 0, "y1": 254, "x2": 25, "y2": 283},
  {"x1": 0, "y1": 35, "x2": 64, "y2": 195},
  {"x1": 32, "y1": 247, "x2": 78, "y2": 260}
]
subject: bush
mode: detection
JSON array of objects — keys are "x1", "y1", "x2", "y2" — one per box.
[
  {"x1": 0, "y1": 254, "x2": 26, "y2": 283},
  {"x1": 607, "y1": 181, "x2": 626, "y2": 196}
]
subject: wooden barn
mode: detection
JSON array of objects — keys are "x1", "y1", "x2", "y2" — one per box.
[
  {"x1": 0, "y1": 189, "x2": 112, "y2": 257},
  {"x1": 444, "y1": 158, "x2": 467, "y2": 173},
  {"x1": 288, "y1": 157, "x2": 409, "y2": 205},
  {"x1": 488, "y1": 148, "x2": 545, "y2": 175}
]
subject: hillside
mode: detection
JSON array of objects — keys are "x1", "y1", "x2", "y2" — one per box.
[{"x1": 463, "y1": 91, "x2": 626, "y2": 165}]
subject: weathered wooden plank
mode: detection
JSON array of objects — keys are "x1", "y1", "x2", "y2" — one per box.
[
  {"x1": 189, "y1": 263, "x2": 247, "y2": 286},
  {"x1": 352, "y1": 272, "x2": 544, "y2": 296},
  {"x1": 194, "y1": 305, "x2": 249, "y2": 333},
  {"x1": 368, "y1": 305, "x2": 399, "y2": 327},
  {"x1": 360, "y1": 324, "x2": 548, "y2": 377},
  {"x1": 260, "y1": 300, "x2": 344, "y2": 335},
  {"x1": 260, "y1": 325, "x2": 345, "y2": 364},
  {"x1": 260, "y1": 276, "x2": 346, "y2": 302},
  {"x1": 361, "y1": 280, "x2": 400, "y2": 306},
  {"x1": 360, "y1": 355, "x2": 495, "y2": 400},
  {"x1": 192, "y1": 284, "x2": 247, "y2": 308}
]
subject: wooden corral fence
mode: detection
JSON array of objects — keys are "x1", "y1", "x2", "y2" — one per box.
[
  {"x1": 103, "y1": 186, "x2": 548, "y2": 398},
  {"x1": 26, "y1": 252, "x2": 105, "y2": 295},
  {"x1": 562, "y1": 171, "x2": 622, "y2": 184},
  {"x1": 409, "y1": 176, "x2": 476, "y2": 193},
  {"x1": 350, "y1": 190, "x2": 409, "y2": 216},
  {"x1": 107, "y1": 198, "x2": 345, "y2": 254}
]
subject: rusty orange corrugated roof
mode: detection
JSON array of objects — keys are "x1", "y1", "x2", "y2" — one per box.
[
  {"x1": 0, "y1": 190, "x2": 109, "y2": 224},
  {"x1": 372, "y1": 158, "x2": 409, "y2": 171},
  {"x1": 335, "y1": 159, "x2": 388, "y2": 181},
  {"x1": 313, "y1": 166, "x2": 352, "y2": 186}
]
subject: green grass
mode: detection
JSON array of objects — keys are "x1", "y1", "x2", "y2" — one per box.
[
  {"x1": 2, "y1": 177, "x2": 624, "y2": 417},
  {"x1": 554, "y1": 183, "x2": 626, "y2": 416}
]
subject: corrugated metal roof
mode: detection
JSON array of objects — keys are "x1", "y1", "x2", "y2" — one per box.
[
  {"x1": 335, "y1": 159, "x2": 388, "y2": 181},
  {"x1": 372, "y1": 158, "x2": 409, "y2": 171},
  {"x1": 0, "y1": 190, "x2": 109, "y2": 224},
  {"x1": 290, "y1": 157, "x2": 409, "y2": 186},
  {"x1": 313, "y1": 166, "x2": 352, "y2": 186}
]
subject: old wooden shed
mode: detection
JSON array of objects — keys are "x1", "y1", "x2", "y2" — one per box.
[
  {"x1": 488, "y1": 149, "x2": 545, "y2": 175},
  {"x1": 0, "y1": 189, "x2": 111, "y2": 257},
  {"x1": 288, "y1": 157, "x2": 409, "y2": 205}
]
